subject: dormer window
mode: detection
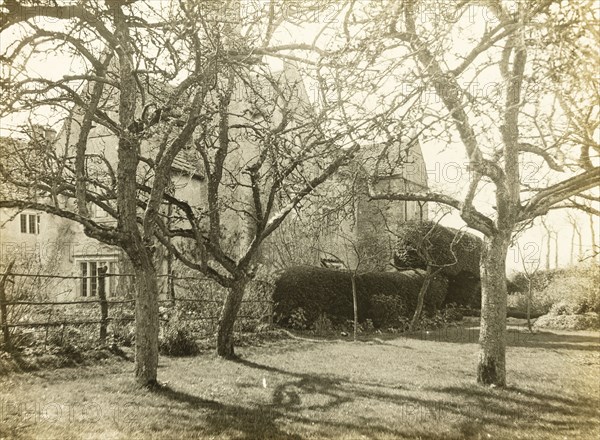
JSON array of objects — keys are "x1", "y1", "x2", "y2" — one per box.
[
  {"x1": 321, "y1": 257, "x2": 345, "y2": 270},
  {"x1": 20, "y1": 213, "x2": 40, "y2": 234}
]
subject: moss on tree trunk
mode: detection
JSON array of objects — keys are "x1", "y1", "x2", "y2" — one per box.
[
  {"x1": 133, "y1": 262, "x2": 159, "y2": 387},
  {"x1": 477, "y1": 233, "x2": 510, "y2": 387},
  {"x1": 216, "y1": 278, "x2": 248, "y2": 359}
]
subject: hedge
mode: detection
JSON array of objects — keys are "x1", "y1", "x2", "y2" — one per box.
[
  {"x1": 444, "y1": 271, "x2": 481, "y2": 308},
  {"x1": 393, "y1": 221, "x2": 482, "y2": 279},
  {"x1": 393, "y1": 221, "x2": 483, "y2": 307},
  {"x1": 273, "y1": 266, "x2": 448, "y2": 328},
  {"x1": 507, "y1": 268, "x2": 569, "y2": 294}
]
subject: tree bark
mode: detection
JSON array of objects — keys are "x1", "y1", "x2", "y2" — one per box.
[
  {"x1": 409, "y1": 265, "x2": 433, "y2": 332},
  {"x1": 554, "y1": 232, "x2": 559, "y2": 268},
  {"x1": 576, "y1": 226, "x2": 583, "y2": 261},
  {"x1": 526, "y1": 278, "x2": 533, "y2": 333},
  {"x1": 590, "y1": 213, "x2": 597, "y2": 263},
  {"x1": 216, "y1": 277, "x2": 248, "y2": 359},
  {"x1": 351, "y1": 274, "x2": 358, "y2": 341},
  {"x1": 133, "y1": 261, "x2": 159, "y2": 387},
  {"x1": 477, "y1": 233, "x2": 511, "y2": 386},
  {"x1": 543, "y1": 225, "x2": 551, "y2": 270},
  {"x1": 570, "y1": 223, "x2": 576, "y2": 265}
]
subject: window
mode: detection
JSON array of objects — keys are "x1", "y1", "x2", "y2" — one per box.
[
  {"x1": 20, "y1": 213, "x2": 40, "y2": 234},
  {"x1": 79, "y1": 261, "x2": 117, "y2": 297},
  {"x1": 88, "y1": 203, "x2": 108, "y2": 218},
  {"x1": 95, "y1": 206, "x2": 107, "y2": 218},
  {"x1": 321, "y1": 258, "x2": 345, "y2": 270}
]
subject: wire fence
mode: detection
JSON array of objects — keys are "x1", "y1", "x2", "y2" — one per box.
[{"x1": 0, "y1": 268, "x2": 274, "y2": 351}]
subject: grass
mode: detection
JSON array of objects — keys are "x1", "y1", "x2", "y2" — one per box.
[{"x1": 0, "y1": 322, "x2": 598, "y2": 440}]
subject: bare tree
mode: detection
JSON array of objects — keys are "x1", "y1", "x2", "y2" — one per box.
[
  {"x1": 0, "y1": 0, "x2": 360, "y2": 379},
  {"x1": 392, "y1": 218, "x2": 465, "y2": 332},
  {"x1": 567, "y1": 212, "x2": 584, "y2": 265},
  {"x1": 314, "y1": 228, "x2": 390, "y2": 340},
  {"x1": 340, "y1": 1, "x2": 600, "y2": 386},
  {"x1": 1, "y1": 1, "x2": 196, "y2": 386},
  {"x1": 590, "y1": 212, "x2": 599, "y2": 263},
  {"x1": 517, "y1": 243, "x2": 541, "y2": 333},
  {"x1": 151, "y1": 66, "x2": 370, "y2": 357},
  {"x1": 540, "y1": 217, "x2": 555, "y2": 270}
]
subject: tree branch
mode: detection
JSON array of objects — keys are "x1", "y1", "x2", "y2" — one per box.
[
  {"x1": 520, "y1": 167, "x2": 600, "y2": 220},
  {"x1": 518, "y1": 142, "x2": 563, "y2": 172},
  {"x1": 368, "y1": 186, "x2": 496, "y2": 236}
]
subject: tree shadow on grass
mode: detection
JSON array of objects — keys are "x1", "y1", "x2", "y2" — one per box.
[
  {"x1": 154, "y1": 354, "x2": 599, "y2": 440},
  {"x1": 398, "y1": 325, "x2": 600, "y2": 352},
  {"x1": 155, "y1": 380, "x2": 453, "y2": 440},
  {"x1": 509, "y1": 330, "x2": 600, "y2": 351},
  {"x1": 430, "y1": 384, "x2": 600, "y2": 433},
  {"x1": 155, "y1": 384, "x2": 304, "y2": 440},
  {"x1": 437, "y1": 384, "x2": 595, "y2": 409}
]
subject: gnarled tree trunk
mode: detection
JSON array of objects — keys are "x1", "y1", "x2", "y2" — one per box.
[
  {"x1": 216, "y1": 277, "x2": 249, "y2": 359},
  {"x1": 409, "y1": 265, "x2": 434, "y2": 332},
  {"x1": 351, "y1": 273, "x2": 358, "y2": 341},
  {"x1": 133, "y1": 259, "x2": 160, "y2": 387},
  {"x1": 477, "y1": 233, "x2": 511, "y2": 386}
]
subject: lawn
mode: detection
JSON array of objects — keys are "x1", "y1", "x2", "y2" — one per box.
[{"x1": 0, "y1": 322, "x2": 598, "y2": 440}]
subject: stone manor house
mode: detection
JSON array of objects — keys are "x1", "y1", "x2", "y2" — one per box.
[{"x1": 0, "y1": 62, "x2": 428, "y2": 299}]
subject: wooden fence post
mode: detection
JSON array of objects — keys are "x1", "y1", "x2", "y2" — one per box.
[
  {"x1": 0, "y1": 260, "x2": 15, "y2": 351},
  {"x1": 98, "y1": 265, "x2": 108, "y2": 343},
  {"x1": 170, "y1": 269, "x2": 176, "y2": 306}
]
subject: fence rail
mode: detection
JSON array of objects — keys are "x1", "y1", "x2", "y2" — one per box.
[
  {"x1": 0, "y1": 271, "x2": 230, "y2": 280},
  {"x1": 0, "y1": 268, "x2": 274, "y2": 350}
]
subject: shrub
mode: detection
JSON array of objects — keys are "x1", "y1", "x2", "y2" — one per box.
[
  {"x1": 360, "y1": 270, "x2": 447, "y2": 311},
  {"x1": 111, "y1": 320, "x2": 135, "y2": 347},
  {"x1": 312, "y1": 313, "x2": 334, "y2": 334},
  {"x1": 507, "y1": 290, "x2": 557, "y2": 316},
  {"x1": 413, "y1": 310, "x2": 446, "y2": 331},
  {"x1": 507, "y1": 268, "x2": 568, "y2": 294},
  {"x1": 273, "y1": 266, "x2": 448, "y2": 328},
  {"x1": 507, "y1": 264, "x2": 599, "y2": 316},
  {"x1": 534, "y1": 312, "x2": 600, "y2": 331},
  {"x1": 540, "y1": 264, "x2": 600, "y2": 315},
  {"x1": 442, "y1": 304, "x2": 464, "y2": 322},
  {"x1": 368, "y1": 294, "x2": 407, "y2": 328},
  {"x1": 159, "y1": 320, "x2": 199, "y2": 357},
  {"x1": 289, "y1": 308, "x2": 308, "y2": 330}
]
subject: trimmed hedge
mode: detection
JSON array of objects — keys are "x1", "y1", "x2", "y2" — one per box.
[
  {"x1": 273, "y1": 266, "x2": 448, "y2": 328},
  {"x1": 393, "y1": 221, "x2": 483, "y2": 307},
  {"x1": 444, "y1": 271, "x2": 481, "y2": 308},
  {"x1": 273, "y1": 266, "x2": 362, "y2": 326},
  {"x1": 394, "y1": 221, "x2": 482, "y2": 279}
]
